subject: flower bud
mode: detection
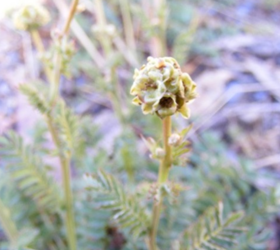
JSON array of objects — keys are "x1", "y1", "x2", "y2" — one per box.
[
  {"x1": 155, "y1": 148, "x2": 165, "y2": 159},
  {"x1": 168, "y1": 133, "x2": 181, "y2": 146},
  {"x1": 13, "y1": 4, "x2": 50, "y2": 31},
  {"x1": 130, "y1": 57, "x2": 196, "y2": 119}
]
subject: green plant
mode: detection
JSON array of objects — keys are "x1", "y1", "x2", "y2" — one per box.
[
  {"x1": 0, "y1": 1, "x2": 278, "y2": 250},
  {"x1": 81, "y1": 56, "x2": 250, "y2": 250}
]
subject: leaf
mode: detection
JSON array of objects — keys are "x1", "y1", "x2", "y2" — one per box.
[
  {"x1": 19, "y1": 84, "x2": 50, "y2": 114},
  {"x1": 0, "y1": 131, "x2": 62, "y2": 210},
  {"x1": 177, "y1": 202, "x2": 245, "y2": 250},
  {"x1": 84, "y1": 170, "x2": 150, "y2": 238},
  {"x1": 0, "y1": 198, "x2": 18, "y2": 245},
  {"x1": 55, "y1": 100, "x2": 81, "y2": 155}
]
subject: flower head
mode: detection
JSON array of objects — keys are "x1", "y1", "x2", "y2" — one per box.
[
  {"x1": 131, "y1": 57, "x2": 196, "y2": 119},
  {"x1": 13, "y1": 4, "x2": 50, "y2": 31}
]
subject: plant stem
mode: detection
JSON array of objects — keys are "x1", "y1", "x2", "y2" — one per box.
[
  {"x1": 61, "y1": 155, "x2": 76, "y2": 250},
  {"x1": 50, "y1": 0, "x2": 79, "y2": 105},
  {"x1": 46, "y1": 114, "x2": 77, "y2": 250},
  {"x1": 95, "y1": 0, "x2": 111, "y2": 56},
  {"x1": 94, "y1": 0, "x2": 125, "y2": 125},
  {"x1": 149, "y1": 116, "x2": 172, "y2": 250},
  {"x1": 46, "y1": 0, "x2": 80, "y2": 242},
  {"x1": 30, "y1": 30, "x2": 52, "y2": 82},
  {"x1": 110, "y1": 67, "x2": 126, "y2": 125},
  {"x1": 62, "y1": 0, "x2": 79, "y2": 36},
  {"x1": 118, "y1": 0, "x2": 136, "y2": 52},
  {"x1": 49, "y1": 52, "x2": 61, "y2": 105},
  {"x1": 150, "y1": 0, "x2": 167, "y2": 57},
  {"x1": 30, "y1": 1, "x2": 79, "y2": 249}
]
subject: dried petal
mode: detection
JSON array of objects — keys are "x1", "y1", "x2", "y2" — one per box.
[{"x1": 178, "y1": 104, "x2": 190, "y2": 119}]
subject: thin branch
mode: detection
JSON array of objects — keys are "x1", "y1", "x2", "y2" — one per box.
[{"x1": 52, "y1": 0, "x2": 105, "y2": 68}]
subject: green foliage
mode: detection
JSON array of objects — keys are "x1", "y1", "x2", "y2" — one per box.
[
  {"x1": 186, "y1": 133, "x2": 277, "y2": 250},
  {"x1": 19, "y1": 84, "x2": 50, "y2": 115},
  {"x1": 0, "y1": 0, "x2": 278, "y2": 249},
  {"x1": 0, "y1": 172, "x2": 46, "y2": 250},
  {"x1": 0, "y1": 198, "x2": 18, "y2": 245},
  {"x1": 177, "y1": 202, "x2": 244, "y2": 250},
  {"x1": 0, "y1": 131, "x2": 62, "y2": 211},
  {"x1": 172, "y1": 16, "x2": 199, "y2": 64},
  {"x1": 84, "y1": 170, "x2": 150, "y2": 239},
  {"x1": 76, "y1": 198, "x2": 111, "y2": 250},
  {"x1": 55, "y1": 101, "x2": 79, "y2": 154}
]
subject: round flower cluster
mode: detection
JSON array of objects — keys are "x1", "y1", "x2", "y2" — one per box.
[
  {"x1": 13, "y1": 4, "x2": 50, "y2": 31},
  {"x1": 130, "y1": 57, "x2": 196, "y2": 119}
]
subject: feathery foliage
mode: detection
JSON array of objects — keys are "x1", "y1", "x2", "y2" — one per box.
[
  {"x1": 76, "y1": 199, "x2": 111, "y2": 250},
  {"x1": 0, "y1": 178, "x2": 40, "y2": 250},
  {"x1": 19, "y1": 84, "x2": 50, "y2": 115},
  {"x1": 177, "y1": 202, "x2": 244, "y2": 250},
  {"x1": 0, "y1": 131, "x2": 62, "y2": 210},
  {"x1": 55, "y1": 101, "x2": 79, "y2": 154},
  {"x1": 0, "y1": 199, "x2": 18, "y2": 245},
  {"x1": 84, "y1": 170, "x2": 150, "y2": 238},
  {"x1": 0, "y1": 0, "x2": 278, "y2": 249}
]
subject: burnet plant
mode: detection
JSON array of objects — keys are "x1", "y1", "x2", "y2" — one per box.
[
  {"x1": 85, "y1": 57, "x2": 245, "y2": 250},
  {"x1": 1, "y1": 2, "x2": 79, "y2": 250},
  {"x1": 0, "y1": 1, "x2": 278, "y2": 250}
]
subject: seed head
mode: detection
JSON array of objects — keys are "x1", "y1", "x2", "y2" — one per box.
[
  {"x1": 13, "y1": 4, "x2": 50, "y2": 31},
  {"x1": 131, "y1": 57, "x2": 196, "y2": 119}
]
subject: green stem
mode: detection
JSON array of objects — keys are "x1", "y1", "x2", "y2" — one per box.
[
  {"x1": 46, "y1": 114, "x2": 77, "y2": 250},
  {"x1": 94, "y1": 1, "x2": 125, "y2": 125},
  {"x1": 62, "y1": 0, "x2": 79, "y2": 36},
  {"x1": 50, "y1": 52, "x2": 61, "y2": 105},
  {"x1": 61, "y1": 155, "x2": 76, "y2": 250},
  {"x1": 118, "y1": 0, "x2": 136, "y2": 52},
  {"x1": 157, "y1": 0, "x2": 167, "y2": 56},
  {"x1": 149, "y1": 116, "x2": 172, "y2": 250},
  {"x1": 32, "y1": 1, "x2": 79, "y2": 249},
  {"x1": 150, "y1": 0, "x2": 167, "y2": 57},
  {"x1": 110, "y1": 67, "x2": 125, "y2": 125},
  {"x1": 94, "y1": 0, "x2": 125, "y2": 124},
  {"x1": 95, "y1": 0, "x2": 111, "y2": 56},
  {"x1": 50, "y1": 0, "x2": 79, "y2": 105},
  {"x1": 30, "y1": 30, "x2": 52, "y2": 82}
]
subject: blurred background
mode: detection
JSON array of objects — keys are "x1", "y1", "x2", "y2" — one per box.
[
  {"x1": 1, "y1": 0, "x2": 280, "y2": 166},
  {"x1": 0, "y1": 0, "x2": 280, "y2": 249}
]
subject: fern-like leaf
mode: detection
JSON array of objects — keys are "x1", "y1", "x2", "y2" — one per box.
[
  {"x1": 19, "y1": 84, "x2": 50, "y2": 114},
  {"x1": 0, "y1": 131, "x2": 61, "y2": 210},
  {"x1": 55, "y1": 101, "x2": 79, "y2": 154},
  {"x1": 177, "y1": 202, "x2": 245, "y2": 250},
  {"x1": 0, "y1": 198, "x2": 18, "y2": 245},
  {"x1": 84, "y1": 170, "x2": 150, "y2": 238},
  {"x1": 0, "y1": 199, "x2": 39, "y2": 249}
]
